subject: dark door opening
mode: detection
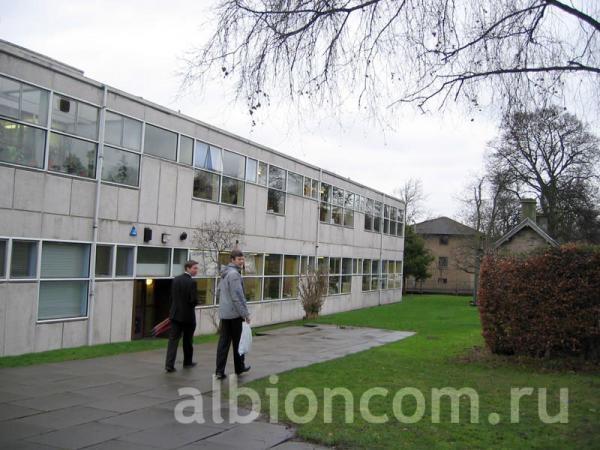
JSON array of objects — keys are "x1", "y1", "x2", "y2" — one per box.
[{"x1": 132, "y1": 279, "x2": 172, "y2": 339}]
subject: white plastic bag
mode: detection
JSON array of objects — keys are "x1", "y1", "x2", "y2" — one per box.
[{"x1": 238, "y1": 322, "x2": 252, "y2": 355}]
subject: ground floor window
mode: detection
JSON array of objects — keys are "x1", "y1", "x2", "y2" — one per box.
[
  {"x1": 10, "y1": 240, "x2": 38, "y2": 279},
  {"x1": 116, "y1": 246, "x2": 134, "y2": 277},
  {"x1": 136, "y1": 247, "x2": 171, "y2": 277},
  {"x1": 0, "y1": 239, "x2": 6, "y2": 278},
  {"x1": 39, "y1": 242, "x2": 91, "y2": 320},
  {"x1": 38, "y1": 280, "x2": 88, "y2": 320},
  {"x1": 263, "y1": 276, "x2": 282, "y2": 300},
  {"x1": 195, "y1": 278, "x2": 216, "y2": 305}
]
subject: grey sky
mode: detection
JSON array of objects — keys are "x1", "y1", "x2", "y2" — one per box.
[{"x1": 1, "y1": 0, "x2": 501, "y2": 220}]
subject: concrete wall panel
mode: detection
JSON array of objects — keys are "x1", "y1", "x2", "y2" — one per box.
[
  {"x1": 174, "y1": 166, "x2": 193, "y2": 227},
  {"x1": 138, "y1": 157, "x2": 160, "y2": 224},
  {"x1": 62, "y1": 319, "x2": 87, "y2": 349},
  {"x1": 43, "y1": 175, "x2": 71, "y2": 215},
  {"x1": 110, "y1": 280, "x2": 133, "y2": 342},
  {"x1": 0, "y1": 283, "x2": 6, "y2": 356},
  {"x1": 117, "y1": 187, "x2": 139, "y2": 223},
  {"x1": 41, "y1": 214, "x2": 94, "y2": 241},
  {"x1": 0, "y1": 210, "x2": 42, "y2": 237},
  {"x1": 13, "y1": 169, "x2": 44, "y2": 212},
  {"x1": 70, "y1": 179, "x2": 96, "y2": 217},
  {"x1": 99, "y1": 184, "x2": 118, "y2": 220},
  {"x1": 91, "y1": 281, "x2": 112, "y2": 344},
  {"x1": 0, "y1": 165, "x2": 15, "y2": 209},
  {"x1": 34, "y1": 322, "x2": 63, "y2": 353},
  {"x1": 4, "y1": 283, "x2": 36, "y2": 356},
  {"x1": 157, "y1": 162, "x2": 178, "y2": 225}
]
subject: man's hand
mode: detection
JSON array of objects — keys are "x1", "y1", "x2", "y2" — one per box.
[{"x1": 245, "y1": 317, "x2": 251, "y2": 325}]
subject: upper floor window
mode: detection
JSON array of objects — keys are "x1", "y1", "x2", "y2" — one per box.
[
  {"x1": 52, "y1": 95, "x2": 99, "y2": 140},
  {"x1": 438, "y1": 256, "x2": 449, "y2": 268},
  {"x1": 194, "y1": 141, "x2": 223, "y2": 171},
  {"x1": 267, "y1": 165, "x2": 286, "y2": 214},
  {"x1": 0, "y1": 75, "x2": 49, "y2": 126},
  {"x1": 439, "y1": 235, "x2": 449, "y2": 245},
  {"x1": 144, "y1": 123, "x2": 177, "y2": 161},
  {"x1": 178, "y1": 135, "x2": 194, "y2": 165},
  {"x1": 0, "y1": 118, "x2": 46, "y2": 168},
  {"x1": 287, "y1": 171, "x2": 303, "y2": 196},
  {"x1": 246, "y1": 158, "x2": 258, "y2": 183},
  {"x1": 105, "y1": 111, "x2": 142, "y2": 151}
]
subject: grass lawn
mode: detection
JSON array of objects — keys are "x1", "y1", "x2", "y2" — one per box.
[
  {"x1": 240, "y1": 295, "x2": 599, "y2": 449},
  {"x1": 0, "y1": 332, "x2": 220, "y2": 368}
]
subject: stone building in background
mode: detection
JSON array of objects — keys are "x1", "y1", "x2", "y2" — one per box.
[{"x1": 407, "y1": 217, "x2": 479, "y2": 295}]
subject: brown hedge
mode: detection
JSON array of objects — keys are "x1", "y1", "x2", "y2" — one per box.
[{"x1": 478, "y1": 244, "x2": 600, "y2": 360}]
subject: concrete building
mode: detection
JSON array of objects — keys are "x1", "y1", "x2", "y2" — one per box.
[
  {"x1": 0, "y1": 40, "x2": 405, "y2": 356},
  {"x1": 494, "y1": 199, "x2": 558, "y2": 254},
  {"x1": 407, "y1": 217, "x2": 478, "y2": 295}
]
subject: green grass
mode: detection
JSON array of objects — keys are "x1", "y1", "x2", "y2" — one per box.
[
  {"x1": 0, "y1": 332, "x2": 221, "y2": 368},
  {"x1": 239, "y1": 295, "x2": 599, "y2": 449}
]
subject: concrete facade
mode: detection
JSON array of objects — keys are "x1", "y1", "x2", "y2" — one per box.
[{"x1": 0, "y1": 40, "x2": 405, "y2": 356}]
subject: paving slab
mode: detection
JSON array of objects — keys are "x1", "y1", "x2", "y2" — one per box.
[
  {"x1": 24, "y1": 421, "x2": 133, "y2": 449},
  {"x1": 0, "y1": 403, "x2": 43, "y2": 421},
  {"x1": 0, "y1": 324, "x2": 414, "y2": 449},
  {"x1": 15, "y1": 405, "x2": 117, "y2": 429}
]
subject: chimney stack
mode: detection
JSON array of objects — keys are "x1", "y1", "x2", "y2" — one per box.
[{"x1": 520, "y1": 198, "x2": 537, "y2": 222}]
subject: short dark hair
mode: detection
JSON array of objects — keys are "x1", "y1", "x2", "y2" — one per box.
[
  {"x1": 230, "y1": 250, "x2": 244, "y2": 260},
  {"x1": 184, "y1": 260, "x2": 199, "y2": 270}
]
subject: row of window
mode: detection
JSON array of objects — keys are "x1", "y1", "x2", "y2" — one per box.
[
  {"x1": 0, "y1": 74, "x2": 404, "y2": 230},
  {"x1": 0, "y1": 239, "x2": 402, "y2": 320}
]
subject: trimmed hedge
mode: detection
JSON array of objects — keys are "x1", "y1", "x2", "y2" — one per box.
[{"x1": 478, "y1": 244, "x2": 600, "y2": 360}]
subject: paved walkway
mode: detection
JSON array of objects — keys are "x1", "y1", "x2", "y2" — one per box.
[{"x1": 0, "y1": 324, "x2": 414, "y2": 449}]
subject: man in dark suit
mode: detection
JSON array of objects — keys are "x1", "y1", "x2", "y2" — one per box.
[{"x1": 165, "y1": 260, "x2": 199, "y2": 372}]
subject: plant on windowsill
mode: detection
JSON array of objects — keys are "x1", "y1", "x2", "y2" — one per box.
[{"x1": 299, "y1": 267, "x2": 328, "y2": 320}]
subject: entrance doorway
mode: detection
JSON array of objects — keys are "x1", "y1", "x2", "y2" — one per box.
[{"x1": 132, "y1": 279, "x2": 172, "y2": 339}]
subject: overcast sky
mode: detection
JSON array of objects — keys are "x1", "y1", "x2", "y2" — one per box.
[{"x1": 1, "y1": 0, "x2": 502, "y2": 220}]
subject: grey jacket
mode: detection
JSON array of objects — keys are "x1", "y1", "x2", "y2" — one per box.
[{"x1": 218, "y1": 263, "x2": 250, "y2": 320}]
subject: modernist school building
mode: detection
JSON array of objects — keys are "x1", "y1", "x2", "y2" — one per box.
[{"x1": 0, "y1": 40, "x2": 405, "y2": 356}]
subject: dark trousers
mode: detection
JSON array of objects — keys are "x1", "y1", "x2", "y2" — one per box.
[
  {"x1": 165, "y1": 320, "x2": 195, "y2": 369},
  {"x1": 216, "y1": 318, "x2": 246, "y2": 375}
]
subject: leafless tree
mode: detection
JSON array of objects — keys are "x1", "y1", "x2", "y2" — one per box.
[
  {"x1": 393, "y1": 178, "x2": 427, "y2": 224},
  {"x1": 487, "y1": 106, "x2": 600, "y2": 241},
  {"x1": 298, "y1": 268, "x2": 329, "y2": 319},
  {"x1": 457, "y1": 172, "x2": 521, "y2": 241},
  {"x1": 185, "y1": 1, "x2": 600, "y2": 120},
  {"x1": 192, "y1": 219, "x2": 244, "y2": 270}
]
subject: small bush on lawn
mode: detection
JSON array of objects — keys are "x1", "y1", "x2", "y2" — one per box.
[{"x1": 478, "y1": 244, "x2": 600, "y2": 360}]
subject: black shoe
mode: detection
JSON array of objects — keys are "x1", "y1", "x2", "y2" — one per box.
[
  {"x1": 215, "y1": 372, "x2": 227, "y2": 380},
  {"x1": 236, "y1": 366, "x2": 251, "y2": 375},
  {"x1": 165, "y1": 367, "x2": 176, "y2": 373},
  {"x1": 183, "y1": 362, "x2": 197, "y2": 368}
]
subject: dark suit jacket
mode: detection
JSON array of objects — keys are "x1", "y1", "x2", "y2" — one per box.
[{"x1": 169, "y1": 273, "x2": 198, "y2": 324}]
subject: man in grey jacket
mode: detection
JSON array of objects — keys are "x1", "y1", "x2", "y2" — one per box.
[{"x1": 215, "y1": 249, "x2": 251, "y2": 379}]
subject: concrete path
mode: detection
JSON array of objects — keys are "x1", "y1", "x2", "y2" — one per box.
[{"x1": 0, "y1": 324, "x2": 414, "y2": 449}]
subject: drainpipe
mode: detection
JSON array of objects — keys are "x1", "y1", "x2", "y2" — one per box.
[
  {"x1": 87, "y1": 85, "x2": 108, "y2": 346},
  {"x1": 400, "y1": 203, "x2": 406, "y2": 296},
  {"x1": 378, "y1": 193, "x2": 384, "y2": 306},
  {"x1": 314, "y1": 168, "x2": 323, "y2": 264}
]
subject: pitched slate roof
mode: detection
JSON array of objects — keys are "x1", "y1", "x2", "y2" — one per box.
[
  {"x1": 494, "y1": 218, "x2": 559, "y2": 249},
  {"x1": 414, "y1": 217, "x2": 478, "y2": 236}
]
